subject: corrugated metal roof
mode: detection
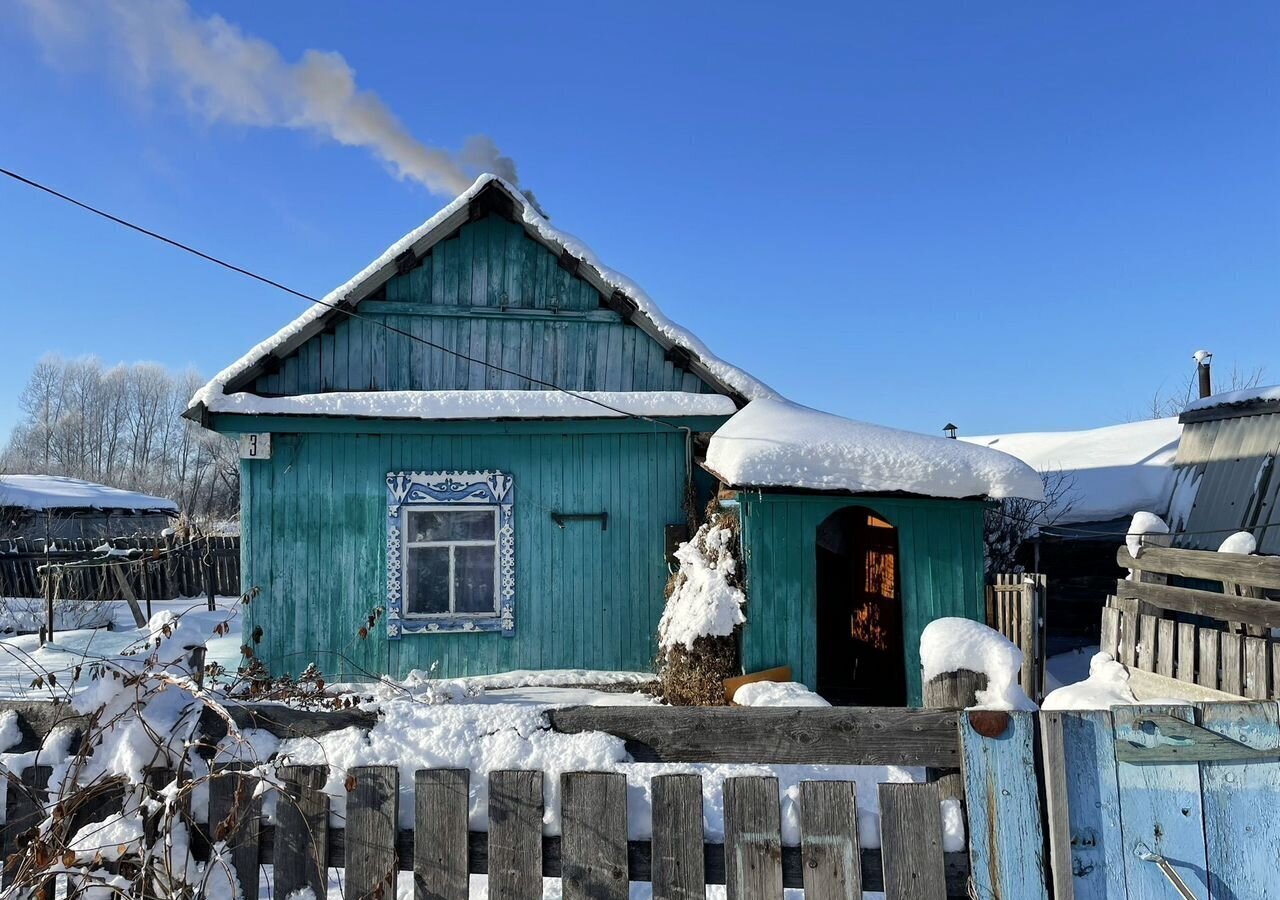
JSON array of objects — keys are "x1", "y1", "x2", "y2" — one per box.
[{"x1": 1171, "y1": 411, "x2": 1280, "y2": 553}]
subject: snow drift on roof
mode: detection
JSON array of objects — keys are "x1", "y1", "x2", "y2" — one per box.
[
  {"x1": 963, "y1": 417, "x2": 1181, "y2": 524},
  {"x1": 204, "y1": 390, "x2": 736, "y2": 420},
  {"x1": 190, "y1": 174, "x2": 774, "y2": 410},
  {"x1": 1182, "y1": 383, "x2": 1280, "y2": 416},
  {"x1": 705, "y1": 399, "x2": 1043, "y2": 500},
  {"x1": 0, "y1": 475, "x2": 178, "y2": 513}
]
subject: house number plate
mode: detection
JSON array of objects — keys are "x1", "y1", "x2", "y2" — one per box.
[{"x1": 239, "y1": 433, "x2": 272, "y2": 460}]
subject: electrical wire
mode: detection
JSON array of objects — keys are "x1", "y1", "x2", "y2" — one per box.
[{"x1": 0, "y1": 165, "x2": 703, "y2": 433}]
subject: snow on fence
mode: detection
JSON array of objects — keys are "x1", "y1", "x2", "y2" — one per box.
[
  {"x1": 985, "y1": 574, "x2": 1047, "y2": 703},
  {"x1": 1104, "y1": 543, "x2": 1280, "y2": 700},
  {"x1": 0, "y1": 702, "x2": 1054, "y2": 900},
  {"x1": 0, "y1": 535, "x2": 239, "y2": 609}
]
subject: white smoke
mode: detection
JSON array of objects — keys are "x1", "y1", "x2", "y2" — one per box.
[{"x1": 16, "y1": 0, "x2": 524, "y2": 196}]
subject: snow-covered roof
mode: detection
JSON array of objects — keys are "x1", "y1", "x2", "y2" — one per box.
[
  {"x1": 189, "y1": 175, "x2": 775, "y2": 417},
  {"x1": 962, "y1": 417, "x2": 1182, "y2": 524},
  {"x1": 0, "y1": 475, "x2": 178, "y2": 513},
  {"x1": 1181, "y1": 383, "x2": 1280, "y2": 418},
  {"x1": 204, "y1": 390, "x2": 736, "y2": 420},
  {"x1": 704, "y1": 399, "x2": 1044, "y2": 500}
]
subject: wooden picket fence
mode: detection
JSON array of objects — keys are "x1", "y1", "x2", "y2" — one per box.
[
  {"x1": 1104, "y1": 541, "x2": 1280, "y2": 700},
  {"x1": 986, "y1": 573, "x2": 1047, "y2": 702},
  {"x1": 0, "y1": 703, "x2": 1057, "y2": 900},
  {"x1": 0, "y1": 535, "x2": 239, "y2": 607}
]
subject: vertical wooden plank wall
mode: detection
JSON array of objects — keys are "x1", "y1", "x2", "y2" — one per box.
[
  {"x1": 738, "y1": 494, "x2": 988, "y2": 704},
  {"x1": 240, "y1": 425, "x2": 697, "y2": 680},
  {"x1": 250, "y1": 216, "x2": 713, "y2": 397}
]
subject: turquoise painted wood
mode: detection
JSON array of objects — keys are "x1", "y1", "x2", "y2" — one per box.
[
  {"x1": 1056, "y1": 710, "x2": 1128, "y2": 900},
  {"x1": 1114, "y1": 705, "x2": 1208, "y2": 900},
  {"x1": 237, "y1": 422, "x2": 702, "y2": 681},
  {"x1": 250, "y1": 216, "x2": 713, "y2": 397},
  {"x1": 959, "y1": 710, "x2": 1050, "y2": 900},
  {"x1": 735, "y1": 492, "x2": 988, "y2": 706},
  {"x1": 1199, "y1": 701, "x2": 1280, "y2": 899}
]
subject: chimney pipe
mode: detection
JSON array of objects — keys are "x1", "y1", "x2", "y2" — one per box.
[{"x1": 1193, "y1": 350, "x2": 1213, "y2": 399}]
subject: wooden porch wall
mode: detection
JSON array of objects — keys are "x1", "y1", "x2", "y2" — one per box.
[
  {"x1": 736, "y1": 493, "x2": 988, "y2": 706},
  {"x1": 250, "y1": 216, "x2": 714, "y2": 396},
  {"x1": 241, "y1": 427, "x2": 691, "y2": 681}
]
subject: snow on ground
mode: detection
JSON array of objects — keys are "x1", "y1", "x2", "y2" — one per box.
[
  {"x1": 0, "y1": 597, "x2": 244, "y2": 700},
  {"x1": 919, "y1": 618, "x2": 1035, "y2": 710},
  {"x1": 963, "y1": 417, "x2": 1181, "y2": 524},
  {"x1": 0, "y1": 474, "x2": 178, "y2": 512},
  {"x1": 706, "y1": 398, "x2": 1043, "y2": 500},
  {"x1": 204, "y1": 389, "x2": 737, "y2": 419}
]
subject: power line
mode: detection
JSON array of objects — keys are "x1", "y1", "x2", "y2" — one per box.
[{"x1": 0, "y1": 165, "x2": 693, "y2": 432}]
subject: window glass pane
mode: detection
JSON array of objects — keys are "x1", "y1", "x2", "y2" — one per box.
[
  {"x1": 453, "y1": 545, "x2": 497, "y2": 614},
  {"x1": 406, "y1": 546, "x2": 450, "y2": 614},
  {"x1": 407, "y1": 509, "x2": 495, "y2": 542}
]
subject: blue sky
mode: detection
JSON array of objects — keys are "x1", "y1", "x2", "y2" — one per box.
[{"x1": 0, "y1": 1, "x2": 1276, "y2": 438}]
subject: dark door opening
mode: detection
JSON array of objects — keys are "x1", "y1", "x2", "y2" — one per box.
[{"x1": 815, "y1": 507, "x2": 906, "y2": 705}]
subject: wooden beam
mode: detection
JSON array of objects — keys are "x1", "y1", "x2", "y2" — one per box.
[
  {"x1": 1117, "y1": 545, "x2": 1280, "y2": 591},
  {"x1": 1114, "y1": 579, "x2": 1280, "y2": 628},
  {"x1": 547, "y1": 706, "x2": 963, "y2": 767}
]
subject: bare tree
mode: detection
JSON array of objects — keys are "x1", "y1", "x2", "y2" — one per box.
[
  {"x1": 985, "y1": 470, "x2": 1077, "y2": 575},
  {"x1": 2, "y1": 355, "x2": 238, "y2": 522},
  {"x1": 1148, "y1": 363, "x2": 1267, "y2": 419}
]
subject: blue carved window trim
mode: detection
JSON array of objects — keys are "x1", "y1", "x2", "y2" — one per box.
[{"x1": 386, "y1": 471, "x2": 514, "y2": 638}]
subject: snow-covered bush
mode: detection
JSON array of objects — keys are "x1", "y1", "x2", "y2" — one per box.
[{"x1": 656, "y1": 506, "x2": 745, "y2": 705}]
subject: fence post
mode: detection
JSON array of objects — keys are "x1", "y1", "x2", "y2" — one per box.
[
  {"x1": 922, "y1": 668, "x2": 985, "y2": 824},
  {"x1": 204, "y1": 538, "x2": 217, "y2": 612}
]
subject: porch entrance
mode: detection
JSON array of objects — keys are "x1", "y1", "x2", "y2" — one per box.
[{"x1": 815, "y1": 507, "x2": 905, "y2": 705}]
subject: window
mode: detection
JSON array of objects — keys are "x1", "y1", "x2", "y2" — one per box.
[{"x1": 386, "y1": 471, "x2": 514, "y2": 638}]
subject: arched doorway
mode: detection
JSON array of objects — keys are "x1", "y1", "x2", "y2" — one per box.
[{"x1": 815, "y1": 507, "x2": 906, "y2": 705}]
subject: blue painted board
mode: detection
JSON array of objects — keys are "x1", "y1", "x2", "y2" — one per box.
[
  {"x1": 1199, "y1": 701, "x2": 1280, "y2": 900},
  {"x1": 960, "y1": 710, "x2": 1049, "y2": 900},
  {"x1": 1114, "y1": 705, "x2": 1208, "y2": 900},
  {"x1": 1058, "y1": 710, "x2": 1128, "y2": 900}
]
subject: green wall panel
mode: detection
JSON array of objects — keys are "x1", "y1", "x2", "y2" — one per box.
[
  {"x1": 239, "y1": 425, "x2": 693, "y2": 681},
  {"x1": 736, "y1": 492, "x2": 988, "y2": 707},
  {"x1": 250, "y1": 215, "x2": 714, "y2": 397}
]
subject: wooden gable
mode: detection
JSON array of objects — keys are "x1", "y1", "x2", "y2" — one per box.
[{"x1": 248, "y1": 208, "x2": 721, "y2": 397}]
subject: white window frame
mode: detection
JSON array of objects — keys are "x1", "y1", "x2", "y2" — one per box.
[{"x1": 402, "y1": 505, "x2": 501, "y2": 618}]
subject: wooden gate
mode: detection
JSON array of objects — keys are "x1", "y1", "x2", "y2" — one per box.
[
  {"x1": 987, "y1": 573, "x2": 1047, "y2": 702},
  {"x1": 1042, "y1": 701, "x2": 1280, "y2": 899}
]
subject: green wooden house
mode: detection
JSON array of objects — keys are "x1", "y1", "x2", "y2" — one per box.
[{"x1": 188, "y1": 175, "x2": 1040, "y2": 704}]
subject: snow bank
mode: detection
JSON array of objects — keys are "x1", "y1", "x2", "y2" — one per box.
[
  {"x1": 706, "y1": 399, "x2": 1043, "y2": 500},
  {"x1": 919, "y1": 618, "x2": 1036, "y2": 710},
  {"x1": 1183, "y1": 383, "x2": 1280, "y2": 415},
  {"x1": 1218, "y1": 531, "x2": 1258, "y2": 555},
  {"x1": 0, "y1": 474, "x2": 177, "y2": 513},
  {"x1": 276, "y1": 697, "x2": 954, "y2": 851},
  {"x1": 963, "y1": 417, "x2": 1182, "y2": 523},
  {"x1": 658, "y1": 523, "x2": 746, "y2": 650},
  {"x1": 1041, "y1": 652, "x2": 1138, "y2": 710},
  {"x1": 1126, "y1": 511, "x2": 1169, "y2": 558},
  {"x1": 191, "y1": 174, "x2": 775, "y2": 410},
  {"x1": 732, "y1": 681, "x2": 830, "y2": 707},
  {"x1": 203, "y1": 389, "x2": 736, "y2": 420}
]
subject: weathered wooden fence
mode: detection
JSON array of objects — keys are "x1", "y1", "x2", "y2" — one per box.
[
  {"x1": 0, "y1": 703, "x2": 1053, "y2": 900},
  {"x1": 0, "y1": 535, "x2": 239, "y2": 606},
  {"x1": 1041, "y1": 700, "x2": 1280, "y2": 900},
  {"x1": 1104, "y1": 542, "x2": 1280, "y2": 700},
  {"x1": 986, "y1": 573, "x2": 1047, "y2": 702}
]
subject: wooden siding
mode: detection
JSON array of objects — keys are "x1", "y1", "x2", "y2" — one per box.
[
  {"x1": 736, "y1": 493, "x2": 988, "y2": 706},
  {"x1": 250, "y1": 216, "x2": 714, "y2": 397},
  {"x1": 240, "y1": 423, "x2": 693, "y2": 680}
]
